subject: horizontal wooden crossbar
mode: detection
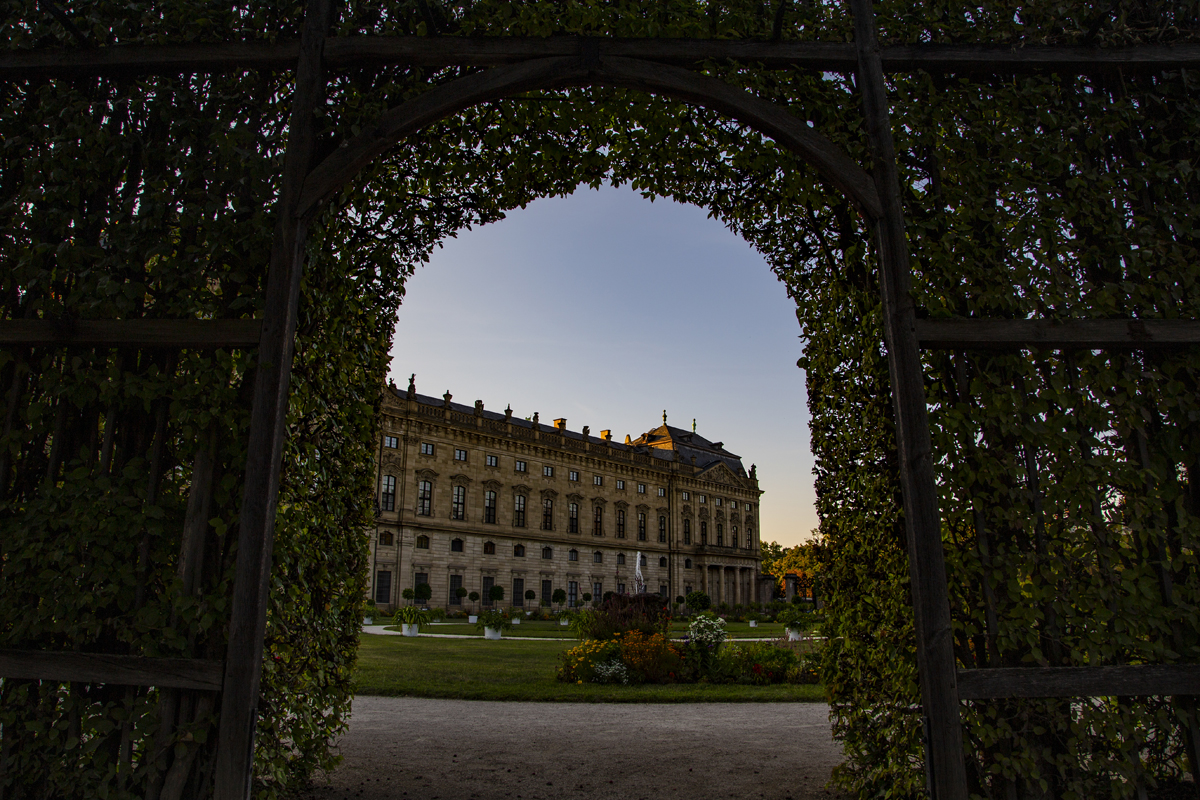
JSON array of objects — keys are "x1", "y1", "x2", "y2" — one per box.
[
  {"x1": 916, "y1": 318, "x2": 1200, "y2": 349},
  {"x1": 2, "y1": 37, "x2": 1198, "y2": 78},
  {"x1": 0, "y1": 649, "x2": 224, "y2": 691},
  {"x1": 958, "y1": 665, "x2": 1200, "y2": 699},
  {"x1": 0, "y1": 319, "x2": 262, "y2": 348}
]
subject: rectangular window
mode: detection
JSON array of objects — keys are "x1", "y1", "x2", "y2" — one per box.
[
  {"x1": 484, "y1": 491, "x2": 497, "y2": 524},
  {"x1": 515, "y1": 460, "x2": 527, "y2": 473},
  {"x1": 616, "y1": 509, "x2": 625, "y2": 538},
  {"x1": 593, "y1": 506, "x2": 603, "y2": 536},
  {"x1": 486, "y1": 454, "x2": 498, "y2": 467},
  {"x1": 715, "y1": 497, "x2": 722, "y2": 507},
  {"x1": 569, "y1": 470, "x2": 579, "y2": 482},
  {"x1": 542, "y1": 498, "x2": 554, "y2": 530},
  {"x1": 451, "y1": 538, "x2": 464, "y2": 552},
  {"x1": 617, "y1": 582, "x2": 626, "y2": 595},
  {"x1": 701, "y1": 520, "x2": 708, "y2": 545},
  {"x1": 637, "y1": 513, "x2": 646, "y2": 541},
  {"x1": 657, "y1": 487, "x2": 665, "y2": 497},
  {"x1": 616, "y1": 479, "x2": 625, "y2": 490},
  {"x1": 717, "y1": 523, "x2": 724, "y2": 546},
  {"x1": 699, "y1": 494, "x2": 706, "y2": 503},
  {"x1": 541, "y1": 579, "x2": 553, "y2": 604},
  {"x1": 683, "y1": 518, "x2": 691, "y2": 545},
  {"x1": 415, "y1": 573, "x2": 428, "y2": 603},
  {"x1": 379, "y1": 531, "x2": 394, "y2": 546},
  {"x1": 514, "y1": 494, "x2": 526, "y2": 528},
  {"x1": 416, "y1": 479, "x2": 431, "y2": 516},
  {"x1": 449, "y1": 574, "x2": 463, "y2": 605},
  {"x1": 454, "y1": 448, "x2": 468, "y2": 462},
  {"x1": 593, "y1": 475, "x2": 603, "y2": 486},
  {"x1": 543, "y1": 465, "x2": 554, "y2": 477},
  {"x1": 593, "y1": 581, "x2": 602, "y2": 600},
  {"x1": 451, "y1": 485, "x2": 465, "y2": 520},
  {"x1": 658, "y1": 515, "x2": 667, "y2": 543},
  {"x1": 682, "y1": 491, "x2": 689, "y2": 501},
  {"x1": 568, "y1": 503, "x2": 579, "y2": 533},
  {"x1": 513, "y1": 578, "x2": 525, "y2": 608},
  {"x1": 384, "y1": 435, "x2": 399, "y2": 449},
  {"x1": 568, "y1": 581, "x2": 578, "y2": 607},
  {"x1": 659, "y1": 584, "x2": 668, "y2": 597},
  {"x1": 374, "y1": 571, "x2": 392, "y2": 605},
  {"x1": 637, "y1": 483, "x2": 646, "y2": 494},
  {"x1": 420, "y1": 442, "x2": 434, "y2": 456},
  {"x1": 381, "y1": 475, "x2": 396, "y2": 512},
  {"x1": 482, "y1": 576, "x2": 494, "y2": 607}
]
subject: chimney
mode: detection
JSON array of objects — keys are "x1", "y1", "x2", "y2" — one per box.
[
  {"x1": 600, "y1": 430, "x2": 612, "y2": 441},
  {"x1": 553, "y1": 418, "x2": 567, "y2": 431}
]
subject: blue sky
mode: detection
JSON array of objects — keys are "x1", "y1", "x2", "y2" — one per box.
[{"x1": 388, "y1": 184, "x2": 818, "y2": 548}]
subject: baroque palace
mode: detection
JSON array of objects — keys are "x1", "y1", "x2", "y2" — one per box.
[{"x1": 369, "y1": 377, "x2": 771, "y2": 611}]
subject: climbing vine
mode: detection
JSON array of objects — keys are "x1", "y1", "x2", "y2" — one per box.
[{"x1": 2, "y1": 0, "x2": 1198, "y2": 797}]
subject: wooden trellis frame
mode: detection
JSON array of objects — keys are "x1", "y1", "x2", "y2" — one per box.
[{"x1": 3, "y1": 1, "x2": 1199, "y2": 797}]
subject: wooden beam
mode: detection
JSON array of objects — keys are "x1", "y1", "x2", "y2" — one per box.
[
  {"x1": 851, "y1": 1, "x2": 969, "y2": 798},
  {"x1": 298, "y1": 55, "x2": 883, "y2": 221},
  {"x1": 958, "y1": 665, "x2": 1200, "y2": 699},
  {"x1": 0, "y1": 319, "x2": 262, "y2": 348},
  {"x1": 3, "y1": 36, "x2": 1198, "y2": 78},
  {"x1": 916, "y1": 319, "x2": 1200, "y2": 349},
  {"x1": 0, "y1": 649, "x2": 223, "y2": 691}
]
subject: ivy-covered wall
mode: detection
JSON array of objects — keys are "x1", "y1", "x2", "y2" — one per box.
[{"x1": 2, "y1": 0, "x2": 1197, "y2": 797}]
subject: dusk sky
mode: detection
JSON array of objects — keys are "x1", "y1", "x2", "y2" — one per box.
[{"x1": 388, "y1": 184, "x2": 818, "y2": 548}]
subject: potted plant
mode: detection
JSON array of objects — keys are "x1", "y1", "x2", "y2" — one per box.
[
  {"x1": 476, "y1": 608, "x2": 513, "y2": 640},
  {"x1": 524, "y1": 589, "x2": 536, "y2": 615},
  {"x1": 364, "y1": 599, "x2": 376, "y2": 625},
  {"x1": 747, "y1": 611, "x2": 760, "y2": 628},
  {"x1": 395, "y1": 605, "x2": 430, "y2": 637},
  {"x1": 778, "y1": 607, "x2": 812, "y2": 642},
  {"x1": 557, "y1": 608, "x2": 574, "y2": 627},
  {"x1": 467, "y1": 591, "x2": 480, "y2": 623},
  {"x1": 455, "y1": 586, "x2": 469, "y2": 610},
  {"x1": 551, "y1": 587, "x2": 566, "y2": 612}
]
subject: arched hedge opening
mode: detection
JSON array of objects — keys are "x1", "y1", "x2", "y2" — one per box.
[{"x1": 2, "y1": 1, "x2": 1198, "y2": 798}]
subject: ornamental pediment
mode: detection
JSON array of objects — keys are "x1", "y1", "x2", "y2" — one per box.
[
  {"x1": 540, "y1": 488, "x2": 559, "y2": 499},
  {"x1": 567, "y1": 493, "x2": 584, "y2": 502},
  {"x1": 512, "y1": 484, "x2": 531, "y2": 494},
  {"x1": 656, "y1": 506, "x2": 668, "y2": 514},
  {"x1": 697, "y1": 461, "x2": 744, "y2": 487},
  {"x1": 681, "y1": 504, "x2": 692, "y2": 516},
  {"x1": 450, "y1": 473, "x2": 472, "y2": 485},
  {"x1": 614, "y1": 500, "x2": 629, "y2": 510},
  {"x1": 415, "y1": 468, "x2": 438, "y2": 480},
  {"x1": 636, "y1": 503, "x2": 650, "y2": 512},
  {"x1": 482, "y1": 479, "x2": 502, "y2": 490},
  {"x1": 591, "y1": 497, "x2": 608, "y2": 506}
]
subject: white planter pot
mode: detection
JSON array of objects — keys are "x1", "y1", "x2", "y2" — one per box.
[
  {"x1": 559, "y1": 619, "x2": 570, "y2": 626},
  {"x1": 401, "y1": 624, "x2": 420, "y2": 637},
  {"x1": 363, "y1": 617, "x2": 373, "y2": 625},
  {"x1": 511, "y1": 618, "x2": 521, "y2": 625},
  {"x1": 484, "y1": 627, "x2": 502, "y2": 640},
  {"x1": 787, "y1": 629, "x2": 801, "y2": 641},
  {"x1": 468, "y1": 615, "x2": 478, "y2": 624},
  {"x1": 749, "y1": 620, "x2": 758, "y2": 628}
]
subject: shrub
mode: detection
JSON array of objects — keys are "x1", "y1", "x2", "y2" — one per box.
[
  {"x1": 571, "y1": 593, "x2": 670, "y2": 641},
  {"x1": 524, "y1": 589, "x2": 536, "y2": 603},
  {"x1": 684, "y1": 590, "x2": 710, "y2": 611},
  {"x1": 488, "y1": 585, "x2": 504, "y2": 603},
  {"x1": 686, "y1": 613, "x2": 727, "y2": 650},
  {"x1": 474, "y1": 608, "x2": 513, "y2": 632},
  {"x1": 395, "y1": 606, "x2": 430, "y2": 626},
  {"x1": 557, "y1": 639, "x2": 621, "y2": 683},
  {"x1": 414, "y1": 583, "x2": 432, "y2": 604},
  {"x1": 428, "y1": 607, "x2": 446, "y2": 622},
  {"x1": 401, "y1": 588, "x2": 415, "y2": 602},
  {"x1": 551, "y1": 588, "x2": 567, "y2": 607},
  {"x1": 616, "y1": 631, "x2": 683, "y2": 683}
]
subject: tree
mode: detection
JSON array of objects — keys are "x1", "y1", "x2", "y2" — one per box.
[
  {"x1": 685, "y1": 590, "x2": 710, "y2": 611},
  {"x1": 468, "y1": 591, "x2": 480, "y2": 614},
  {"x1": 524, "y1": 589, "x2": 536, "y2": 605},
  {"x1": 455, "y1": 586, "x2": 468, "y2": 607},
  {"x1": 488, "y1": 584, "x2": 505, "y2": 607},
  {"x1": 552, "y1": 588, "x2": 566, "y2": 609},
  {"x1": 582, "y1": 592, "x2": 592, "y2": 606},
  {"x1": 760, "y1": 539, "x2": 822, "y2": 594},
  {"x1": 414, "y1": 582, "x2": 432, "y2": 606},
  {"x1": 401, "y1": 588, "x2": 415, "y2": 605}
]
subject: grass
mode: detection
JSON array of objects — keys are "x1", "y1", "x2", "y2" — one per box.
[{"x1": 354, "y1": 633, "x2": 827, "y2": 703}]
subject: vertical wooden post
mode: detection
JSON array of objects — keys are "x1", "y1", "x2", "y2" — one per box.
[
  {"x1": 213, "y1": 0, "x2": 333, "y2": 797},
  {"x1": 848, "y1": 1, "x2": 969, "y2": 798}
]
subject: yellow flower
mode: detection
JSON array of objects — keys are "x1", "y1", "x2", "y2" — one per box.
[{"x1": 577, "y1": 680, "x2": 583, "y2": 684}]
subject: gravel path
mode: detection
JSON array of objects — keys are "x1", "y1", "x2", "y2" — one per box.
[{"x1": 292, "y1": 696, "x2": 845, "y2": 800}]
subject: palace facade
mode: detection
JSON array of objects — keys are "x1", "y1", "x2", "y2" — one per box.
[{"x1": 368, "y1": 378, "x2": 770, "y2": 611}]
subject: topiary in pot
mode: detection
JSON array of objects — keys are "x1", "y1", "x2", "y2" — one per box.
[
  {"x1": 551, "y1": 588, "x2": 566, "y2": 609},
  {"x1": 467, "y1": 591, "x2": 481, "y2": 621},
  {"x1": 401, "y1": 587, "x2": 415, "y2": 604},
  {"x1": 414, "y1": 582, "x2": 433, "y2": 607}
]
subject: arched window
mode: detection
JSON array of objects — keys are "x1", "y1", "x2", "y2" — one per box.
[
  {"x1": 568, "y1": 548, "x2": 578, "y2": 562},
  {"x1": 451, "y1": 485, "x2": 465, "y2": 520},
  {"x1": 700, "y1": 520, "x2": 708, "y2": 545},
  {"x1": 683, "y1": 518, "x2": 691, "y2": 545},
  {"x1": 514, "y1": 494, "x2": 527, "y2": 528},
  {"x1": 484, "y1": 490, "x2": 497, "y2": 524},
  {"x1": 617, "y1": 553, "x2": 626, "y2": 565},
  {"x1": 685, "y1": 558, "x2": 693, "y2": 569},
  {"x1": 483, "y1": 541, "x2": 495, "y2": 555},
  {"x1": 542, "y1": 498, "x2": 554, "y2": 530},
  {"x1": 417, "y1": 479, "x2": 432, "y2": 516},
  {"x1": 542, "y1": 546, "x2": 553, "y2": 559},
  {"x1": 514, "y1": 544, "x2": 526, "y2": 557},
  {"x1": 416, "y1": 535, "x2": 430, "y2": 549},
  {"x1": 381, "y1": 474, "x2": 396, "y2": 512},
  {"x1": 658, "y1": 556, "x2": 667, "y2": 567},
  {"x1": 658, "y1": 515, "x2": 666, "y2": 543},
  {"x1": 593, "y1": 551, "x2": 603, "y2": 563},
  {"x1": 616, "y1": 509, "x2": 626, "y2": 538},
  {"x1": 450, "y1": 538, "x2": 464, "y2": 552},
  {"x1": 593, "y1": 506, "x2": 603, "y2": 536},
  {"x1": 716, "y1": 523, "x2": 724, "y2": 546},
  {"x1": 568, "y1": 502, "x2": 579, "y2": 533}
]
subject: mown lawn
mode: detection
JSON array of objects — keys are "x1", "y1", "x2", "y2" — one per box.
[
  {"x1": 354, "y1": 633, "x2": 826, "y2": 702},
  {"x1": 381, "y1": 619, "x2": 794, "y2": 640}
]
